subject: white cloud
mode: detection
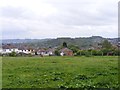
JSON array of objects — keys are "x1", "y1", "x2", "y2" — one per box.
[{"x1": 0, "y1": 0, "x2": 118, "y2": 39}]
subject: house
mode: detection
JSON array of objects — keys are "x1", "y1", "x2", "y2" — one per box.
[
  {"x1": 18, "y1": 46, "x2": 35, "y2": 55},
  {"x1": 36, "y1": 48, "x2": 55, "y2": 56},
  {"x1": 46, "y1": 48, "x2": 55, "y2": 56},
  {"x1": 0, "y1": 44, "x2": 36, "y2": 56},
  {"x1": 36, "y1": 48, "x2": 47, "y2": 56},
  {"x1": 2, "y1": 44, "x2": 19, "y2": 54},
  {"x1": 60, "y1": 48, "x2": 73, "y2": 56}
]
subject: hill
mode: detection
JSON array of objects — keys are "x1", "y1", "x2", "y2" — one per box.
[{"x1": 1, "y1": 36, "x2": 118, "y2": 49}]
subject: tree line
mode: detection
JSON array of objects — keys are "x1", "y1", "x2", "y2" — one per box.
[{"x1": 55, "y1": 39, "x2": 119, "y2": 56}]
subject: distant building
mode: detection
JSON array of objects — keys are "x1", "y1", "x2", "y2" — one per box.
[
  {"x1": 46, "y1": 48, "x2": 55, "y2": 56},
  {"x1": 0, "y1": 44, "x2": 35, "y2": 55},
  {"x1": 2, "y1": 44, "x2": 19, "y2": 54},
  {"x1": 60, "y1": 48, "x2": 73, "y2": 56},
  {"x1": 1, "y1": 44, "x2": 73, "y2": 56},
  {"x1": 18, "y1": 46, "x2": 35, "y2": 55},
  {"x1": 37, "y1": 48, "x2": 55, "y2": 56},
  {"x1": 36, "y1": 48, "x2": 46, "y2": 56}
]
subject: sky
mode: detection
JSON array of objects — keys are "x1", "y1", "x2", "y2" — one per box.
[{"x1": 0, "y1": 0, "x2": 118, "y2": 39}]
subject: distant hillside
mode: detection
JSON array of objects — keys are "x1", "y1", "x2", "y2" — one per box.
[
  {"x1": 1, "y1": 36, "x2": 118, "y2": 49},
  {"x1": 1, "y1": 39, "x2": 50, "y2": 44}
]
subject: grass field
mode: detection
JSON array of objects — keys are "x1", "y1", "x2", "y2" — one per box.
[{"x1": 2, "y1": 56, "x2": 119, "y2": 88}]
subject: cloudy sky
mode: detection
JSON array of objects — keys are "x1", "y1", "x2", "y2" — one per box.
[{"x1": 0, "y1": 0, "x2": 118, "y2": 39}]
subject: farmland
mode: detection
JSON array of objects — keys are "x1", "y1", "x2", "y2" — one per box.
[{"x1": 2, "y1": 56, "x2": 119, "y2": 88}]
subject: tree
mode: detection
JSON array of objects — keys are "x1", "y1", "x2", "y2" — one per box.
[
  {"x1": 63, "y1": 42, "x2": 67, "y2": 47},
  {"x1": 85, "y1": 50, "x2": 91, "y2": 57},
  {"x1": 91, "y1": 50, "x2": 97, "y2": 56},
  {"x1": 102, "y1": 39, "x2": 112, "y2": 49},
  {"x1": 54, "y1": 50, "x2": 60, "y2": 56},
  {"x1": 96, "y1": 50, "x2": 103, "y2": 56},
  {"x1": 101, "y1": 48, "x2": 111, "y2": 56},
  {"x1": 76, "y1": 50, "x2": 82, "y2": 56},
  {"x1": 81, "y1": 50, "x2": 86, "y2": 55},
  {"x1": 68, "y1": 45, "x2": 79, "y2": 53},
  {"x1": 113, "y1": 49, "x2": 120, "y2": 56},
  {"x1": 101, "y1": 40, "x2": 113, "y2": 55},
  {"x1": 9, "y1": 51, "x2": 17, "y2": 57}
]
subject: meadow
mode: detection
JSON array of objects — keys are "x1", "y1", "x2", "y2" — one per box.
[{"x1": 2, "y1": 56, "x2": 119, "y2": 89}]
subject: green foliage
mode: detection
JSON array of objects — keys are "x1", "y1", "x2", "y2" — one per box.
[
  {"x1": 96, "y1": 50, "x2": 103, "y2": 56},
  {"x1": 63, "y1": 42, "x2": 67, "y2": 47},
  {"x1": 76, "y1": 50, "x2": 82, "y2": 56},
  {"x1": 112, "y1": 49, "x2": 120, "y2": 56},
  {"x1": 28, "y1": 53, "x2": 32, "y2": 57},
  {"x1": 2, "y1": 56, "x2": 118, "y2": 88},
  {"x1": 12, "y1": 36, "x2": 111, "y2": 49},
  {"x1": 101, "y1": 48, "x2": 110, "y2": 55},
  {"x1": 100, "y1": 40, "x2": 114, "y2": 56},
  {"x1": 92, "y1": 50, "x2": 97, "y2": 56},
  {"x1": 75, "y1": 50, "x2": 86, "y2": 56},
  {"x1": 85, "y1": 51, "x2": 91, "y2": 57},
  {"x1": 77, "y1": 50, "x2": 92, "y2": 56},
  {"x1": 102, "y1": 39, "x2": 112, "y2": 49},
  {"x1": 92, "y1": 50, "x2": 103, "y2": 56},
  {"x1": 68, "y1": 45, "x2": 79, "y2": 53},
  {"x1": 54, "y1": 50, "x2": 60, "y2": 56},
  {"x1": 9, "y1": 52, "x2": 17, "y2": 57}
]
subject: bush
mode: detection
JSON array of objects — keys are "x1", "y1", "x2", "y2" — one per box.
[
  {"x1": 81, "y1": 50, "x2": 86, "y2": 55},
  {"x1": 9, "y1": 52, "x2": 17, "y2": 57},
  {"x1": 85, "y1": 51, "x2": 91, "y2": 57},
  {"x1": 28, "y1": 53, "x2": 32, "y2": 57},
  {"x1": 97, "y1": 50, "x2": 103, "y2": 56},
  {"x1": 92, "y1": 50, "x2": 97, "y2": 56},
  {"x1": 55, "y1": 50, "x2": 60, "y2": 56},
  {"x1": 76, "y1": 50, "x2": 82, "y2": 56}
]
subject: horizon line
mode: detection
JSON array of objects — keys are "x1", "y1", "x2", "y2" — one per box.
[{"x1": 1, "y1": 35, "x2": 119, "y2": 40}]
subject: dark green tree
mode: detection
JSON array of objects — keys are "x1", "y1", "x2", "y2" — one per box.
[
  {"x1": 63, "y1": 42, "x2": 67, "y2": 47},
  {"x1": 92, "y1": 50, "x2": 97, "y2": 56},
  {"x1": 102, "y1": 39, "x2": 112, "y2": 49},
  {"x1": 85, "y1": 50, "x2": 91, "y2": 57},
  {"x1": 76, "y1": 50, "x2": 82, "y2": 56},
  {"x1": 9, "y1": 51, "x2": 17, "y2": 57},
  {"x1": 101, "y1": 39, "x2": 113, "y2": 55},
  {"x1": 68, "y1": 45, "x2": 79, "y2": 53},
  {"x1": 54, "y1": 50, "x2": 60, "y2": 56}
]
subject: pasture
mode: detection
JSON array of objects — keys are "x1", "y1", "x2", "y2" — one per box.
[{"x1": 2, "y1": 56, "x2": 119, "y2": 88}]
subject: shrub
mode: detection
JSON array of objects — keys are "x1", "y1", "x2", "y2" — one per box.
[
  {"x1": 54, "y1": 50, "x2": 60, "y2": 56},
  {"x1": 28, "y1": 53, "x2": 32, "y2": 57},
  {"x1": 9, "y1": 51, "x2": 17, "y2": 57},
  {"x1": 85, "y1": 51, "x2": 91, "y2": 57}
]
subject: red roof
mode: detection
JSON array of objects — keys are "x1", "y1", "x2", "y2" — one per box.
[{"x1": 60, "y1": 48, "x2": 73, "y2": 52}]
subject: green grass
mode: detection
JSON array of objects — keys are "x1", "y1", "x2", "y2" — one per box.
[{"x1": 2, "y1": 56, "x2": 119, "y2": 88}]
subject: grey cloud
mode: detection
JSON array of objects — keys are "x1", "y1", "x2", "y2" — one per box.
[
  {"x1": 1, "y1": 7, "x2": 24, "y2": 18},
  {"x1": 0, "y1": 0, "x2": 118, "y2": 39},
  {"x1": 2, "y1": 25, "x2": 28, "y2": 39},
  {"x1": 0, "y1": 6, "x2": 34, "y2": 20},
  {"x1": 42, "y1": 1, "x2": 117, "y2": 26}
]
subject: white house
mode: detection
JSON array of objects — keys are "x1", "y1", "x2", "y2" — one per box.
[
  {"x1": 37, "y1": 48, "x2": 55, "y2": 56},
  {"x1": 2, "y1": 44, "x2": 19, "y2": 54},
  {"x1": 1, "y1": 44, "x2": 35, "y2": 55},
  {"x1": 18, "y1": 46, "x2": 35, "y2": 55},
  {"x1": 46, "y1": 48, "x2": 55, "y2": 56},
  {"x1": 37, "y1": 49, "x2": 48, "y2": 56}
]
